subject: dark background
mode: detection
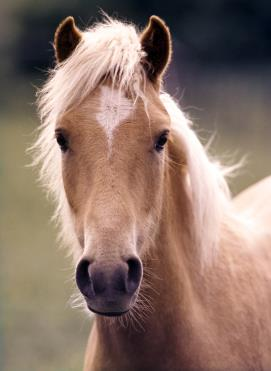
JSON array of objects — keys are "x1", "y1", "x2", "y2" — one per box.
[
  {"x1": 1, "y1": 1, "x2": 270, "y2": 370},
  {"x1": 3, "y1": 0, "x2": 271, "y2": 75}
]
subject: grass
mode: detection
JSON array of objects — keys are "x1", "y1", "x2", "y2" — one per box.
[{"x1": 1, "y1": 69, "x2": 270, "y2": 370}]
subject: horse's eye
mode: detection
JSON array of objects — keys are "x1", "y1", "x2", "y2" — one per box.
[
  {"x1": 155, "y1": 130, "x2": 169, "y2": 152},
  {"x1": 55, "y1": 130, "x2": 69, "y2": 152}
]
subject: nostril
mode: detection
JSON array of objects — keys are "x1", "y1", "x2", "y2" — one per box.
[
  {"x1": 126, "y1": 257, "x2": 142, "y2": 294},
  {"x1": 76, "y1": 259, "x2": 92, "y2": 298}
]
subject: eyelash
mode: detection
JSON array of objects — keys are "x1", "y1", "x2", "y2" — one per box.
[
  {"x1": 155, "y1": 130, "x2": 169, "y2": 152},
  {"x1": 55, "y1": 130, "x2": 69, "y2": 152}
]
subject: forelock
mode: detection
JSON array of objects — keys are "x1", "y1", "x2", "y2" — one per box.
[{"x1": 38, "y1": 17, "x2": 147, "y2": 125}]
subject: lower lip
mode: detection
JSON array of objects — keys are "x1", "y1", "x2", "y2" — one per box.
[{"x1": 87, "y1": 305, "x2": 130, "y2": 317}]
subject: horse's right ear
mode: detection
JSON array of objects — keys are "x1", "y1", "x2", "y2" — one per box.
[{"x1": 54, "y1": 16, "x2": 82, "y2": 63}]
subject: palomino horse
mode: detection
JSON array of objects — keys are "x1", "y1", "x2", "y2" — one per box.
[{"x1": 33, "y1": 14, "x2": 271, "y2": 370}]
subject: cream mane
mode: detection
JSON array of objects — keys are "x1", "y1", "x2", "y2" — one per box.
[{"x1": 32, "y1": 17, "x2": 234, "y2": 265}]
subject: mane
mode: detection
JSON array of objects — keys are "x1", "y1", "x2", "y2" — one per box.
[
  {"x1": 32, "y1": 17, "x2": 235, "y2": 265},
  {"x1": 161, "y1": 94, "x2": 234, "y2": 266}
]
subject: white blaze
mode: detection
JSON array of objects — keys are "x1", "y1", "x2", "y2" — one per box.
[{"x1": 96, "y1": 86, "x2": 133, "y2": 148}]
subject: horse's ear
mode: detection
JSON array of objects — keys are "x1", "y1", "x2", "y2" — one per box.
[
  {"x1": 54, "y1": 16, "x2": 82, "y2": 63},
  {"x1": 140, "y1": 16, "x2": 172, "y2": 84}
]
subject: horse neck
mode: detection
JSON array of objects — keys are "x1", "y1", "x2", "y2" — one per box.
[{"x1": 93, "y1": 144, "x2": 204, "y2": 366}]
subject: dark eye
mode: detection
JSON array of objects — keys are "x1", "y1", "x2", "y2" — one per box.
[
  {"x1": 155, "y1": 130, "x2": 169, "y2": 152},
  {"x1": 55, "y1": 130, "x2": 69, "y2": 152}
]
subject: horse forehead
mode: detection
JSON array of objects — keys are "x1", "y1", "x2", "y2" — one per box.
[{"x1": 96, "y1": 85, "x2": 134, "y2": 145}]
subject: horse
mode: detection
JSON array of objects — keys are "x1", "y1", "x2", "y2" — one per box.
[{"x1": 32, "y1": 14, "x2": 271, "y2": 370}]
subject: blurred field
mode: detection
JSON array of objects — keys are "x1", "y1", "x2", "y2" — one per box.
[
  {"x1": 1, "y1": 69, "x2": 270, "y2": 370},
  {"x1": 1, "y1": 114, "x2": 89, "y2": 371}
]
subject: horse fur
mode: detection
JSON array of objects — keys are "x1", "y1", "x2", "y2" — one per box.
[{"x1": 32, "y1": 15, "x2": 271, "y2": 371}]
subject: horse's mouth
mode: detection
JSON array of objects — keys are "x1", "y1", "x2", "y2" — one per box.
[
  {"x1": 87, "y1": 305, "x2": 130, "y2": 317},
  {"x1": 83, "y1": 289, "x2": 138, "y2": 317}
]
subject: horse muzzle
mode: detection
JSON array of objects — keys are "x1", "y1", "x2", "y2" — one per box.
[{"x1": 76, "y1": 257, "x2": 142, "y2": 316}]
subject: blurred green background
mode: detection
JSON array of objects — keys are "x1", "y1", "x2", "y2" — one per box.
[{"x1": 1, "y1": 1, "x2": 270, "y2": 370}]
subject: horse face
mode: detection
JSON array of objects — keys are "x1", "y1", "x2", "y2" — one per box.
[
  {"x1": 50, "y1": 15, "x2": 172, "y2": 316},
  {"x1": 56, "y1": 82, "x2": 170, "y2": 315}
]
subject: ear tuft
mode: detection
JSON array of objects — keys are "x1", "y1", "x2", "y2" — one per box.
[
  {"x1": 140, "y1": 16, "x2": 172, "y2": 84},
  {"x1": 54, "y1": 16, "x2": 82, "y2": 63}
]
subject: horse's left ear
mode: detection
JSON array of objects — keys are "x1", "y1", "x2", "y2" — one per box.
[
  {"x1": 54, "y1": 16, "x2": 82, "y2": 63},
  {"x1": 140, "y1": 16, "x2": 172, "y2": 85}
]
